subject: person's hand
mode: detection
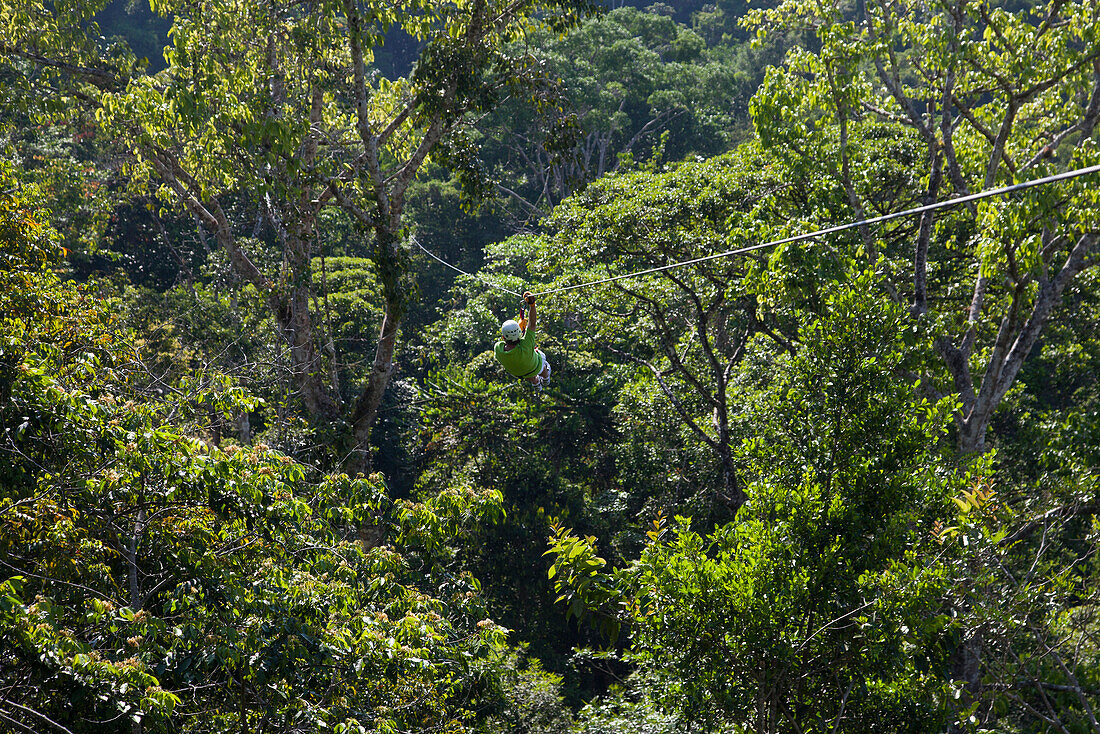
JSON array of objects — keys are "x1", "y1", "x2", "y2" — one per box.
[{"x1": 524, "y1": 291, "x2": 535, "y2": 305}]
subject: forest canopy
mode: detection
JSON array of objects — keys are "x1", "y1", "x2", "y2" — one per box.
[{"x1": 2, "y1": 0, "x2": 1100, "y2": 733}]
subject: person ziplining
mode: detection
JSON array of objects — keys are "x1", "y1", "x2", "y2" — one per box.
[
  {"x1": 413, "y1": 165, "x2": 1100, "y2": 388},
  {"x1": 495, "y1": 291, "x2": 551, "y2": 390}
]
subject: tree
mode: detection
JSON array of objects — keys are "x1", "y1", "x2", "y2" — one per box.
[
  {"x1": 747, "y1": 0, "x2": 1100, "y2": 455},
  {"x1": 0, "y1": 0, "x2": 131, "y2": 103},
  {"x1": 4, "y1": 0, "x2": 597, "y2": 472},
  {"x1": 404, "y1": 345, "x2": 618, "y2": 671},
  {"x1": 514, "y1": 146, "x2": 851, "y2": 513},
  {"x1": 479, "y1": 6, "x2": 752, "y2": 215},
  {"x1": 742, "y1": 0, "x2": 1100, "y2": 716},
  {"x1": 0, "y1": 175, "x2": 518, "y2": 733},
  {"x1": 549, "y1": 278, "x2": 972, "y2": 733},
  {"x1": 926, "y1": 467, "x2": 1100, "y2": 733}
]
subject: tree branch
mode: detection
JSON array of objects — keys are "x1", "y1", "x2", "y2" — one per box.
[
  {"x1": 602, "y1": 343, "x2": 720, "y2": 450},
  {"x1": 0, "y1": 44, "x2": 119, "y2": 90},
  {"x1": 0, "y1": 699, "x2": 77, "y2": 734},
  {"x1": 989, "y1": 233, "x2": 1098, "y2": 411},
  {"x1": 1001, "y1": 502, "x2": 1100, "y2": 547},
  {"x1": 144, "y1": 147, "x2": 270, "y2": 293}
]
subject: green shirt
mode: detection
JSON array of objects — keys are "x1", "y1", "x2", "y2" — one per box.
[{"x1": 495, "y1": 329, "x2": 540, "y2": 378}]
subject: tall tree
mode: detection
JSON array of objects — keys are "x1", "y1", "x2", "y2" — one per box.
[
  {"x1": 744, "y1": 0, "x2": 1100, "y2": 717},
  {"x1": 519, "y1": 146, "x2": 848, "y2": 512},
  {"x1": 4, "y1": 0, "x2": 596, "y2": 471},
  {"x1": 748, "y1": 0, "x2": 1100, "y2": 454},
  {"x1": 0, "y1": 175, "x2": 518, "y2": 734},
  {"x1": 480, "y1": 6, "x2": 749, "y2": 216},
  {"x1": 548, "y1": 278, "x2": 969, "y2": 733}
]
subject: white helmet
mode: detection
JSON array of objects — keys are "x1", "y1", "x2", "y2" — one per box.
[{"x1": 501, "y1": 319, "x2": 522, "y2": 342}]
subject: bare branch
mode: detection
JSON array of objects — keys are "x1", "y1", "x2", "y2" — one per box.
[
  {"x1": 495, "y1": 183, "x2": 546, "y2": 219},
  {"x1": 0, "y1": 44, "x2": 119, "y2": 90},
  {"x1": 602, "y1": 342, "x2": 720, "y2": 450},
  {"x1": 1001, "y1": 502, "x2": 1100, "y2": 547},
  {"x1": 144, "y1": 147, "x2": 271, "y2": 293},
  {"x1": 0, "y1": 699, "x2": 77, "y2": 734}
]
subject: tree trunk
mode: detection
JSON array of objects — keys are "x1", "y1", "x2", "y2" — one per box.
[
  {"x1": 346, "y1": 301, "x2": 401, "y2": 475},
  {"x1": 949, "y1": 631, "x2": 984, "y2": 732},
  {"x1": 345, "y1": 227, "x2": 409, "y2": 474},
  {"x1": 912, "y1": 148, "x2": 943, "y2": 317},
  {"x1": 236, "y1": 410, "x2": 251, "y2": 445},
  {"x1": 945, "y1": 233, "x2": 1097, "y2": 453},
  {"x1": 280, "y1": 274, "x2": 340, "y2": 422}
]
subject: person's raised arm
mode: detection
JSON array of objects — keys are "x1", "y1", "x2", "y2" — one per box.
[{"x1": 524, "y1": 291, "x2": 536, "y2": 334}]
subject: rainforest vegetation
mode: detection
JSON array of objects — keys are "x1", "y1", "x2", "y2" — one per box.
[{"x1": 2, "y1": 0, "x2": 1100, "y2": 731}]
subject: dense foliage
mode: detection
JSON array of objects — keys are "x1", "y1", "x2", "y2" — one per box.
[
  {"x1": 0, "y1": 178, "x2": 524, "y2": 733},
  {"x1": 3, "y1": 0, "x2": 1100, "y2": 732}
]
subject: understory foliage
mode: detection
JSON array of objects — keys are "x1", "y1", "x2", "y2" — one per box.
[{"x1": 0, "y1": 182, "x2": 515, "y2": 734}]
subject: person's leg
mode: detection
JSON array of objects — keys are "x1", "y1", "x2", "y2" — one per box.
[{"x1": 527, "y1": 352, "x2": 550, "y2": 387}]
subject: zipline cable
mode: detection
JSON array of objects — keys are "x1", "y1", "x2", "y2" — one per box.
[
  {"x1": 412, "y1": 236, "x2": 524, "y2": 298},
  {"x1": 529, "y1": 163, "x2": 1100, "y2": 298}
]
